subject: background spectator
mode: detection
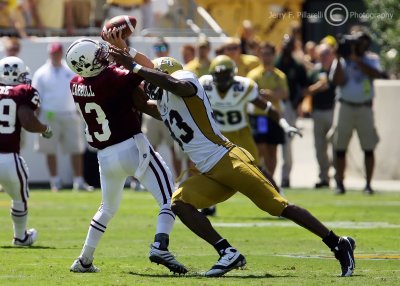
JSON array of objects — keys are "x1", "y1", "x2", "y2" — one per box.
[
  {"x1": 330, "y1": 30, "x2": 383, "y2": 195},
  {"x1": 306, "y1": 44, "x2": 336, "y2": 189},
  {"x1": 2, "y1": 36, "x2": 21, "y2": 56},
  {"x1": 0, "y1": 0, "x2": 27, "y2": 37},
  {"x1": 222, "y1": 37, "x2": 260, "y2": 76},
  {"x1": 105, "y1": 0, "x2": 152, "y2": 35},
  {"x1": 239, "y1": 20, "x2": 260, "y2": 55},
  {"x1": 303, "y1": 41, "x2": 318, "y2": 72},
  {"x1": 184, "y1": 36, "x2": 211, "y2": 77},
  {"x1": 93, "y1": 0, "x2": 107, "y2": 27},
  {"x1": 180, "y1": 43, "x2": 195, "y2": 64},
  {"x1": 32, "y1": 42, "x2": 92, "y2": 192},
  {"x1": 28, "y1": 0, "x2": 73, "y2": 35},
  {"x1": 275, "y1": 34, "x2": 309, "y2": 188},
  {"x1": 69, "y1": 0, "x2": 92, "y2": 30},
  {"x1": 247, "y1": 42, "x2": 289, "y2": 180}
]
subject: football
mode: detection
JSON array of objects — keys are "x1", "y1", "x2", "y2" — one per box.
[{"x1": 101, "y1": 15, "x2": 137, "y2": 40}]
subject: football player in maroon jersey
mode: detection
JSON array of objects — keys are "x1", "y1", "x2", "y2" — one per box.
[
  {"x1": 0, "y1": 56, "x2": 52, "y2": 247},
  {"x1": 65, "y1": 38, "x2": 187, "y2": 274}
]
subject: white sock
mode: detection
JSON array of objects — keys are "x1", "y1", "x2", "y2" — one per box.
[
  {"x1": 80, "y1": 245, "x2": 95, "y2": 264},
  {"x1": 73, "y1": 176, "x2": 84, "y2": 184},
  {"x1": 156, "y1": 204, "x2": 175, "y2": 234},
  {"x1": 80, "y1": 210, "x2": 113, "y2": 260},
  {"x1": 50, "y1": 176, "x2": 60, "y2": 184},
  {"x1": 11, "y1": 200, "x2": 28, "y2": 239}
]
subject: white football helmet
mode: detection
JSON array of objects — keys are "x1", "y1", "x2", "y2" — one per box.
[
  {"x1": 0, "y1": 56, "x2": 30, "y2": 86},
  {"x1": 66, "y1": 38, "x2": 110, "y2": 77}
]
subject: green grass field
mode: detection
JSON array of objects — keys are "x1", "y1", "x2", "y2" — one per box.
[{"x1": 0, "y1": 188, "x2": 399, "y2": 286}]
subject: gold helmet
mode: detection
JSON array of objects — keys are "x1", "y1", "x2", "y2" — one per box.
[
  {"x1": 209, "y1": 55, "x2": 236, "y2": 91},
  {"x1": 152, "y1": 57, "x2": 183, "y2": 74},
  {"x1": 209, "y1": 55, "x2": 236, "y2": 74}
]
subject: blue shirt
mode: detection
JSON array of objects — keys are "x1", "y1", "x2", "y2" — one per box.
[{"x1": 329, "y1": 54, "x2": 381, "y2": 103}]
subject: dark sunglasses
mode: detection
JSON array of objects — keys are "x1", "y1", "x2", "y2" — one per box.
[{"x1": 153, "y1": 45, "x2": 168, "y2": 53}]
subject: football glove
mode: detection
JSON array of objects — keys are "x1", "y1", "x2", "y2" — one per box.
[
  {"x1": 41, "y1": 125, "x2": 53, "y2": 139},
  {"x1": 144, "y1": 81, "x2": 163, "y2": 100},
  {"x1": 279, "y1": 118, "x2": 302, "y2": 138}
]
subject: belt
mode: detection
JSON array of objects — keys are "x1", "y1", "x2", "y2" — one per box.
[
  {"x1": 339, "y1": 98, "x2": 372, "y2": 107},
  {"x1": 110, "y1": 3, "x2": 140, "y2": 10}
]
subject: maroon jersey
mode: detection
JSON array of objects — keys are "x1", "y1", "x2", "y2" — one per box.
[
  {"x1": 0, "y1": 84, "x2": 40, "y2": 153},
  {"x1": 70, "y1": 66, "x2": 143, "y2": 150}
]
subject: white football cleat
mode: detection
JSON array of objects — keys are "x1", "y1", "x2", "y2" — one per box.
[
  {"x1": 12, "y1": 228, "x2": 38, "y2": 247},
  {"x1": 149, "y1": 245, "x2": 188, "y2": 274},
  {"x1": 73, "y1": 181, "x2": 94, "y2": 192},
  {"x1": 70, "y1": 258, "x2": 100, "y2": 273},
  {"x1": 205, "y1": 247, "x2": 246, "y2": 277}
]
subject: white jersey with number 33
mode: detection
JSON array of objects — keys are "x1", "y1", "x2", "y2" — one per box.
[{"x1": 157, "y1": 70, "x2": 233, "y2": 173}]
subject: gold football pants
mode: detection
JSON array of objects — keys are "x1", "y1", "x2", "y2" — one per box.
[{"x1": 172, "y1": 146, "x2": 288, "y2": 216}]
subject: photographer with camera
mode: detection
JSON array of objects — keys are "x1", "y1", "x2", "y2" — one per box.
[{"x1": 330, "y1": 29, "x2": 385, "y2": 195}]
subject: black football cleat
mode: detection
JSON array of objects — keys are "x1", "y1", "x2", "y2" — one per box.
[
  {"x1": 333, "y1": 236, "x2": 356, "y2": 277},
  {"x1": 149, "y1": 245, "x2": 188, "y2": 275}
]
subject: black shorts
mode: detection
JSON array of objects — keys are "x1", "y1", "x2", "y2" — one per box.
[{"x1": 249, "y1": 115, "x2": 285, "y2": 145}]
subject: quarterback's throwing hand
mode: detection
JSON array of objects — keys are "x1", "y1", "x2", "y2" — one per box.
[{"x1": 109, "y1": 46, "x2": 133, "y2": 70}]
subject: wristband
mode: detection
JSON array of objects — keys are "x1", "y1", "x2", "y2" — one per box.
[
  {"x1": 132, "y1": 62, "x2": 142, "y2": 73},
  {"x1": 264, "y1": 101, "x2": 272, "y2": 114},
  {"x1": 129, "y1": 47, "x2": 138, "y2": 59}
]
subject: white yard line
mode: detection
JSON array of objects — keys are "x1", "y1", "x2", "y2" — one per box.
[{"x1": 212, "y1": 221, "x2": 400, "y2": 229}]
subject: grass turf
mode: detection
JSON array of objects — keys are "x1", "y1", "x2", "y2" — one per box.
[{"x1": 0, "y1": 188, "x2": 399, "y2": 285}]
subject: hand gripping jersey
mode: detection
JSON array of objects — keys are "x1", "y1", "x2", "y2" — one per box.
[
  {"x1": 199, "y1": 75, "x2": 258, "y2": 132},
  {"x1": 70, "y1": 66, "x2": 143, "y2": 150},
  {"x1": 0, "y1": 84, "x2": 40, "y2": 153},
  {"x1": 157, "y1": 70, "x2": 234, "y2": 173}
]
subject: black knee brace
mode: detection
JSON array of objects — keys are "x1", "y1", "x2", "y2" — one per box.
[
  {"x1": 336, "y1": 150, "x2": 346, "y2": 158},
  {"x1": 364, "y1": 150, "x2": 374, "y2": 158}
]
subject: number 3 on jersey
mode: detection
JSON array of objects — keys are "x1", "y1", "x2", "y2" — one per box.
[
  {"x1": 164, "y1": 109, "x2": 194, "y2": 149},
  {"x1": 76, "y1": 102, "x2": 111, "y2": 142}
]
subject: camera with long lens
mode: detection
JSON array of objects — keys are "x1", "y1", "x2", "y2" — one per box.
[{"x1": 336, "y1": 33, "x2": 362, "y2": 58}]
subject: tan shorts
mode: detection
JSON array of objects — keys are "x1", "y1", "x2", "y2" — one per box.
[
  {"x1": 142, "y1": 114, "x2": 174, "y2": 148},
  {"x1": 331, "y1": 102, "x2": 379, "y2": 150},
  {"x1": 172, "y1": 146, "x2": 288, "y2": 216},
  {"x1": 35, "y1": 111, "x2": 85, "y2": 154}
]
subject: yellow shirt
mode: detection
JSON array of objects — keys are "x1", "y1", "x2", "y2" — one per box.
[
  {"x1": 107, "y1": 0, "x2": 144, "y2": 6},
  {"x1": 247, "y1": 66, "x2": 288, "y2": 114},
  {"x1": 236, "y1": 54, "x2": 261, "y2": 77},
  {"x1": 184, "y1": 58, "x2": 211, "y2": 78},
  {"x1": 0, "y1": 0, "x2": 17, "y2": 27},
  {"x1": 34, "y1": 0, "x2": 64, "y2": 29}
]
